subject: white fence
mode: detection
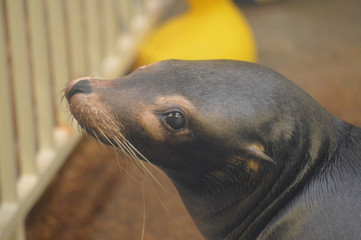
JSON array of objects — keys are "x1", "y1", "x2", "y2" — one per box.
[{"x1": 0, "y1": 0, "x2": 173, "y2": 239}]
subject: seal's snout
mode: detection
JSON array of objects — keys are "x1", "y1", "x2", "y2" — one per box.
[{"x1": 65, "y1": 78, "x2": 93, "y2": 101}]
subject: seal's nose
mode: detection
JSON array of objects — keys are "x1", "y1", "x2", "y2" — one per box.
[{"x1": 65, "y1": 78, "x2": 93, "y2": 101}]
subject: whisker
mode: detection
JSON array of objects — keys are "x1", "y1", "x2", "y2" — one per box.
[
  {"x1": 141, "y1": 178, "x2": 146, "y2": 240},
  {"x1": 144, "y1": 54, "x2": 153, "y2": 66},
  {"x1": 111, "y1": 134, "x2": 144, "y2": 166},
  {"x1": 113, "y1": 150, "x2": 143, "y2": 183},
  {"x1": 149, "y1": 179, "x2": 190, "y2": 229},
  {"x1": 113, "y1": 135, "x2": 138, "y2": 158},
  {"x1": 74, "y1": 109, "x2": 169, "y2": 194},
  {"x1": 123, "y1": 141, "x2": 170, "y2": 194},
  {"x1": 115, "y1": 146, "x2": 145, "y2": 174},
  {"x1": 126, "y1": 140, "x2": 167, "y2": 177},
  {"x1": 100, "y1": 114, "x2": 148, "y2": 174},
  {"x1": 90, "y1": 117, "x2": 145, "y2": 174},
  {"x1": 90, "y1": 129, "x2": 102, "y2": 144},
  {"x1": 102, "y1": 118, "x2": 144, "y2": 162},
  {"x1": 110, "y1": 135, "x2": 146, "y2": 174},
  {"x1": 100, "y1": 113, "x2": 169, "y2": 193},
  {"x1": 97, "y1": 127, "x2": 117, "y2": 147}
]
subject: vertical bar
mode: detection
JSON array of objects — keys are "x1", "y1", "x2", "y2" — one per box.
[
  {"x1": 0, "y1": 0, "x2": 18, "y2": 204},
  {"x1": 84, "y1": 0, "x2": 102, "y2": 76},
  {"x1": 10, "y1": 224, "x2": 25, "y2": 240},
  {"x1": 103, "y1": 0, "x2": 117, "y2": 57},
  {"x1": 129, "y1": 0, "x2": 148, "y2": 36},
  {"x1": 28, "y1": 0, "x2": 55, "y2": 150},
  {"x1": 135, "y1": 0, "x2": 145, "y2": 16},
  {"x1": 5, "y1": 0, "x2": 37, "y2": 176},
  {"x1": 65, "y1": 0, "x2": 87, "y2": 78},
  {"x1": 143, "y1": 0, "x2": 162, "y2": 18},
  {"x1": 119, "y1": 0, "x2": 131, "y2": 33},
  {"x1": 46, "y1": 0, "x2": 70, "y2": 125}
]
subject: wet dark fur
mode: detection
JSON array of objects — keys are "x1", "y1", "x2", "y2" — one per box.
[{"x1": 65, "y1": 60, "x2": 361, "y2": 240}]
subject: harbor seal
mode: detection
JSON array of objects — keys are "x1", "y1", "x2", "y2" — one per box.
[{"x1": 64, "y1": 60, "x2": 361, "y2": 240}]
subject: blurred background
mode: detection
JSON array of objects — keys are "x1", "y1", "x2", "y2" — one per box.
[{"x1": 0, "y1": 0, "x2": 360, "y2": 239}]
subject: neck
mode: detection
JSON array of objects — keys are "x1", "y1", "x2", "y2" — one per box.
[{"x1": 165, "y1": 116, "x2": 340, "y2": 240}]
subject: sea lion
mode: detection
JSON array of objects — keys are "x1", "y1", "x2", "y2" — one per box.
[{"x1": 64, "y1": 60, "x2": 361, "y2": 240}]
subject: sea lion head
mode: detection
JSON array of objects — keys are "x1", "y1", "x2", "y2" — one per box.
[
  {"x1": 65, "y1": 60, "x2": 338, "y2": 239},
  {"x1": 65, "y1": 60, "x2": 335, "y2": 191}
]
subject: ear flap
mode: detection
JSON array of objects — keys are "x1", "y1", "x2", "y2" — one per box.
[{"x1": 246, "y1": 144, "x2": 275, "y2": 164}]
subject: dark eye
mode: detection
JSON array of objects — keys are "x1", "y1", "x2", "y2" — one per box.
[{"x1": 162, "y1": 111, "x2": 185, "y2": 131}]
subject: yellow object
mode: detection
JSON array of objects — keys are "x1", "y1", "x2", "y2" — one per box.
[{"x1": 135, "y1": 0, "x2": 257, "y2": 67}]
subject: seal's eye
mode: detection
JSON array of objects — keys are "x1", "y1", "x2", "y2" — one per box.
[{"x1": 162, "y1": 111, "x2": 185, "y2": 131}]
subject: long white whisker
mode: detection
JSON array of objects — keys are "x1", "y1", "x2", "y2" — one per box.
[
  {"x1": 103, "y1": 115, "x2": 167, "y2": 178},
  {"x1": 125, "y1": 140, "x2": 167, "y2": 178},
  {"x1": 141, "y1": 178, "x2": 146, "y2": 240},
  {"x1": 112, "y1": 149, "x2": 143, "y2": 183},
  {"x1": 120, "y1": 140, "x2": 170, "y2": 193},
  {"x1": 102, "y1": 116, "x2": 170, "y2": 193},
  {"x1": 111, "y1": 136, "x2": 145, "y2": 174}
]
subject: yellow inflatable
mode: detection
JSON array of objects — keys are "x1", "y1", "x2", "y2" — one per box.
[{"x1": 135, "y1": 0, "x2": 257, "y2": 67}]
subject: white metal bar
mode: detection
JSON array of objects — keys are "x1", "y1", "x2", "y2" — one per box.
[
  {"x1": 10, "y1": 224, "x2": 25, "y2": 240},
  {"x1": 66, "y1": 0, "x2": 87, "y2": 78},
  {"x1": 134, "y1": 0, "x2": 145, "y2": 17},
  {"x1": 84, "y1": 0, "x2": 102, "y2": 76},
  {"x1": 132, "y1": 0, "x2": 152, "y2": 35},
  {"x1": 0, "y1": 0, "x2": 18, "y2": 204},
  {"x1": 119, "y1": 0, "x2": 132, "y2": 32},
  {"x1": 101, "y1": 1, "x2": 123, "y2": 75},
  {"x1": 143, "y1": 0, "x2": 163, "y2": 15},
  {"x1": 28, "y1": 0, "x2": 55, "y2": 150},
  {"x1": 46, "y1": 0, "x2": 71, "y2": 125},
  {"x1": 5, "y1": 0, "x2": 37, "y2": 176},
  {"x1": 103, "y1": 0, "x2": 118, "y2": 57}
]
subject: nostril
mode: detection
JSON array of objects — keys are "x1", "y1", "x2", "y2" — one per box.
[{"x1": 66, "y1": 79, "x2": 93, "y2": 101}]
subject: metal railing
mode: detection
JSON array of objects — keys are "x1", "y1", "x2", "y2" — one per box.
[{"x1": 0, "y1": 0, "x2": 173, "y2": 239}]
